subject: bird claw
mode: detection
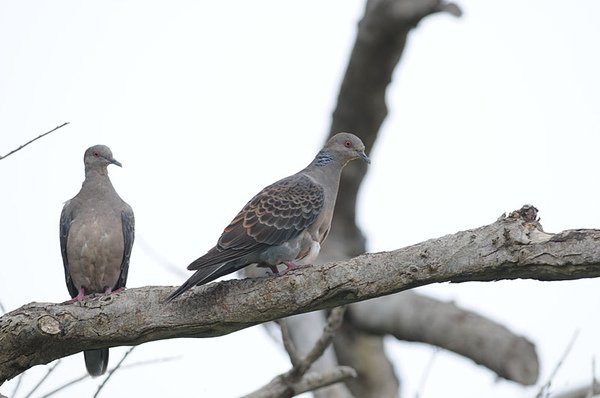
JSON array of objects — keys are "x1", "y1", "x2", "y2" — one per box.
[
  {"x1": 62, "y1": 287, "x2": 124, "y2": 304},
  {"x1": 279, "y1": 261, "x2": 310, "y2": 276}
]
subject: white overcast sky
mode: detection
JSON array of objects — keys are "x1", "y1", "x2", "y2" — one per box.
[{"x1": 1, "y1": 1, "x2": 600, "y2": 397}]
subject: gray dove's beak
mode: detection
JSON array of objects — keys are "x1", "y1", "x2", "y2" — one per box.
[
  {"x1": 109, "y1": 158, "x2": 123, "y2": 167},
  {"x1": 359, "y1": 150, "x2": 370, "y2": 164}
]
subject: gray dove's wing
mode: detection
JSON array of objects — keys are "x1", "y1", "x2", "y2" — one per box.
[
  {"x1": 59, "y1": 201, "x2": 79, "y2": 298},
  {"x1": 115, "y1": 207, "x2": 135, "y2": 289}
]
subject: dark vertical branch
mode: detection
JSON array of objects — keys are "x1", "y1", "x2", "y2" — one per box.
[
  {"x1": 325, "y1": 0, "x2": 461, "y2": 257},
  {"x1": 321, "y1": 1, "x2": 461, "y2": 396}
]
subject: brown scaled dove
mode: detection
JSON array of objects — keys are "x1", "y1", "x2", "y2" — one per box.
[
  {"x1": 59, "y1": 145, "x2": 135, "y2": 376},
  {"x1": 167, "y1": 132, "x2": 369, "y2": 301}
]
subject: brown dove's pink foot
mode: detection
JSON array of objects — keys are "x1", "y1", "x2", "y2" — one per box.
[
  {"x1": 279, "y1": 261, "x2": 310, "y2": 276},
  {"x1": 268, "y1": 265, "x2": 280, "y2": 275}
]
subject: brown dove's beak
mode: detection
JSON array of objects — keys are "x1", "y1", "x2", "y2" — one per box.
[
  {"x1": 109, "y1": 158, "x2": 122, "y2": 167},
  {"x1": 359, "y1": 150, "x2": 370, "y2": 164}
]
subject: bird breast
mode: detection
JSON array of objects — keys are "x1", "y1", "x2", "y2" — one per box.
[{"x1": 67, "y1": 210, "x2": 124, "y2": 293}]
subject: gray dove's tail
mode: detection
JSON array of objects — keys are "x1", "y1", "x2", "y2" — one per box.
[{"x1": 84, "y1": 348, "x2": 109, "y2": 376}]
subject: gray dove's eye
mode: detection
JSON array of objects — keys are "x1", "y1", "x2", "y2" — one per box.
[
  {"x1": 344, "y1": 140, "x2": 352, "y2": 148},
  {"x1": 93, "y1": 152, "x2": 99, "y2": 157}
]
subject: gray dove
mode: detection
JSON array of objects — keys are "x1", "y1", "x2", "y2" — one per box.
[
  {"x1": 167, "y1": 132, "x2": 369, "y2": 301},
  {"x1": 59, "y1": 145, "x2": 135, "y2": 376}
]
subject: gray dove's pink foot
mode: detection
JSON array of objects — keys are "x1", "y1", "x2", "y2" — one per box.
[{"x1": 63, "y1": 288, "x2": 91, "y2": 304}]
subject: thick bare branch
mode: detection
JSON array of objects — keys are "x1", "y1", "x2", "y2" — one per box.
[
  {"x1": 0, "y1": 122, "x2": 69, "y2": 160},
  {"x1": 2, "y1": 207, "x2": 600, "y2": 384},
  {"x1": 347, "y1": 291, "x2": 539, "y2": 385}
]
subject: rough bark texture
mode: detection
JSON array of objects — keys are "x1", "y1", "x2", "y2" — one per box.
[{"x1": 1, "y1": 209, "x2": 599, "y2": 385}]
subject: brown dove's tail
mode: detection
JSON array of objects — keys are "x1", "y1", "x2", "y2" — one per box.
[
  {"x1": 84, "y1": 348, "x2": 109, "y2": 377},
  {"x1": 166, "y1": 259, "x2": 248, "y2": 301}
]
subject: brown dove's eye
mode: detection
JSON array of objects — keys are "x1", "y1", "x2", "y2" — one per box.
[{"x1": 344, "y1": 140, "x2": 352, "y2": 148}]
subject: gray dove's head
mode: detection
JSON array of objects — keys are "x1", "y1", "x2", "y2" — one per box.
[
  {"x1": 323, "y1": 132, "x2": 370, "y2": 165},
  {"x1": 83, "y1": 145, "x2": 122, "y2": 170}
]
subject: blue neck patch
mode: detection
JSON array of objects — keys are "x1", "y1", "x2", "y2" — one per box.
[{"x1": 315, "y1": 150, "x2": 334, "y2": 166}]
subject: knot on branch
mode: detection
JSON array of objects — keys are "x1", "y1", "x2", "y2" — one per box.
[
  {"x1": 501, "y1": 205, "x2": 552, "y2": 244},
  {"x1": 38, "y1": 315, "x2": 61, "y2": 335},
  {"x1": 508, "y1": 204, "x2": 539, "y2": 224}
]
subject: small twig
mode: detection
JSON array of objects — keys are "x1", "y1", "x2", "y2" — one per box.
[
  {"x1": 242, "y1": 366, "x2": 356, "y2": 398},
  {"x1": 416, "y1": 348, "x2": 440, "y2": 398},
  {"x1": 137, "y1": 235, "x2": 187, "y2": 278},
  {"x1": 22, "y1": 359, "x2": 61, "y2": 398},
  {"x1": 37, "y1": 374, "x2": 88, "y2": 398},
  {"x1": 287, "y1": 306, "x2": 346, "y2": 380},
  {"x1": 93, "y1": 347, "x2": 135, "y2": 398},
  {"x1": 0, "y1": 122, "x2": 69, "y2": 160},
  {"x1": 120, "y1": 355, "x2": 180, "y2": 370},
  {"x1": 587, "y1": 357, "x2": 597, "y2": 398},
  {"x1": 245, "y1": 307, "x2": 350, "y2": 398},
  {"x1": 289, "y1": 366, "x2": 356, "y2": 396},
  {"x1": 536, "y1": 330, "x2": 580, "y2": 398},
  {"x1": 277, "y1": 319, "x2": 301, "y2": 368},
  {"x1": 38, "y1": 354, "x2": 179, "y2": 398}
]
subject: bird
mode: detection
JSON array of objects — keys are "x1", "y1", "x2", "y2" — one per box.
[
  {"x1": 59, "y1": 144, "x2": 135, "y2": 377},
  {"x1": 167, "y1": 132, "x2": 369, "y2": 301}
]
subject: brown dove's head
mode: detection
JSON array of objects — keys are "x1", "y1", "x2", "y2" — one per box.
[
  {"x1": 321, "y1": 132, "x2": 370, "y2": 166},
  {"x1": 83, "y1": 145, "x2": 122, "y2": 171}
]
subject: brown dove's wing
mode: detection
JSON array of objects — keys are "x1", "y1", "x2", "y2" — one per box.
[
  {"x1": 59, "y1": 200, "x2": 79, "y2": 298},
  {"x1": 187, "y1": 174, "x2": 324, "y2": 272},
  {"x1": 219, "y1": 173, "x2": 325, "y2": 249},
  {"x1": 115, "y1": 207, "x2": 135, "y2": 290}
]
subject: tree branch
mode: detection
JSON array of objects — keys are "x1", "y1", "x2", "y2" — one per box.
[
  {"x1": 0, "y1": 122, "x2": 69, "y2": 160},
  {"x1": 333, "y1": 325, "x2": 400, "y2": 398},
  {"x1": 552, "y1": 380, "x2": 600, "y2": 398},
  {"x1": 2, "y1": 206, "x2": 600, "y2": 384},
  {"x1": 243, "y1": 366, "x2": 358, "y2": 398},
  {"x1": 347, "y1": 291, "x2": 539, "y2": 384},
  {"x1": 247, "y1": 307, "x2": 351, "y2": 398}
]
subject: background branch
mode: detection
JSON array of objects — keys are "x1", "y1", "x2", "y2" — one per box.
[
  {"x1": 247, "y1": 307, "x2": 351, "y2": 398},
  {"x1": 347, "y1": 291, "x2": 539, "y2": 385},
  {"x1": 313, "y1": 0, "x2": 463, "y2": 395},
  {"x1": 1, "y1": 207, "x2": 599, "y2": 384},
  {"x1": 0, "y1": 122, "x2": 69, "y2": 160}
]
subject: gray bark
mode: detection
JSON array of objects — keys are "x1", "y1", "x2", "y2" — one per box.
[{"x1": 1, "y1": 208, "x2": 598, "y2": 385}]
